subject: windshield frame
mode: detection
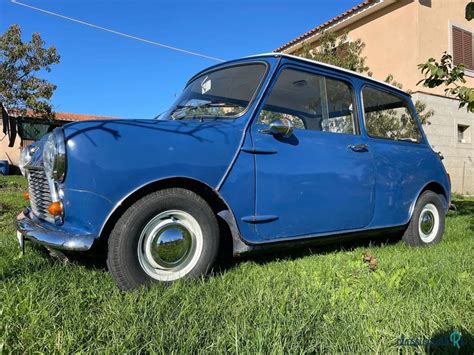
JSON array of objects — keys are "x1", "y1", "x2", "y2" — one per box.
[{"x1": 160, "y1": 60, "x2": 269, "y2": 121}]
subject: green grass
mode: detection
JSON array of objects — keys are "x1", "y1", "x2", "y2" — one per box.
[{"x1": 1, "y1": 175, "x2": 473, "y2": 353}]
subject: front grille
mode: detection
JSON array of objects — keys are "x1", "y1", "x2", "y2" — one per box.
[{"x1": 27, "y1": 168, "x2": 54, "y2": 222}]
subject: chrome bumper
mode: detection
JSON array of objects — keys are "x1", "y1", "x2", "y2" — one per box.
[{"x1": 16, "y1": 209, "x2": 95, "y2": 251}]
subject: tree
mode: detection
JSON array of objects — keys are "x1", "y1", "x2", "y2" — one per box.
[
  {"x1": 298, "y1": 31, "x2": 434, "y2": 124},
  {"x1": 300, "y1": 31, "x2": 370, "y2": 74},
  {"x1": 418, "y1": 52, "x2": 474, "y2": 113},
  {"x1": 0, "y1": 24, "x2": 60, "y2": 118},
  {"x1": 384, "y1": 74, "x2": 434, "y2": 125}
]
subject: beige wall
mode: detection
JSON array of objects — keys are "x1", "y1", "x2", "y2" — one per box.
[
  {"x1": 0, "y1": 120, "x2": 21, "y2": 167},
  {"x1": 345, "y1": 0, "x2": 473, "y2": 93},
  {"x1": 286, "y1": 0, "x2": 473, "y2": 94},
  {"x1": 347, "y1": 0, "x2": 420, "y2": 90}
]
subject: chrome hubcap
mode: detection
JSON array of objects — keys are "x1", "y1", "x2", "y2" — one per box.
[
  {"x1": 138, "y1": 210, "x2": 203, "y2": 281},
  {"x1": 420, "y1": 211, "x2": 434, "y2": 235},
  {"x1": 150, "y1": 224, "x2": 192, "y2": 268},
  {"x1": 418, "y1": 203, "x2": 439, "y2": 243}
]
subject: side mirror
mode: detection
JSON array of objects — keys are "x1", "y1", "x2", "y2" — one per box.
[{"x1": 260, "y1": 118, "x2": 294, "y2": 137}]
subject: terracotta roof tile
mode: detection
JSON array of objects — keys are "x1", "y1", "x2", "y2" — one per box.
[
  {"x1": 53, "y1": 112, "x2": 118, "y2": 121},
  {"x1": 274, "y1": 0, "x2": 377, "y2": 52},
  {"x1": 9, "y1": 109, "x2": 119, "y2": 121}
]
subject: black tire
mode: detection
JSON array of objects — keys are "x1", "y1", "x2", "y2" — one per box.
[
  {"x1": 402, "y1": 191, "x2": 445, "y2": 247},
  {"x1": 107, "y1": 188, "x2": 219, "y2": 290}
]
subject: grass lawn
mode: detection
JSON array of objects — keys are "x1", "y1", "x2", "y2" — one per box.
[{"x1": 1, "y1": 175, "x2": 473, "y2": 353}]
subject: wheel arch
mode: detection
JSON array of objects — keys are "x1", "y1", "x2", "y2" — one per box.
[
  {"x1": 97, "y1": 177, "x2": 247, "y2": 255},
  {"x1": 409, "y1": 181, "x2": 450, "y2": 220}
]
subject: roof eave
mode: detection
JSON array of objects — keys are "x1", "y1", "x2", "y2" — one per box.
[{"x1": 275, "y1": 0, "x2": 396, "y2": 54}]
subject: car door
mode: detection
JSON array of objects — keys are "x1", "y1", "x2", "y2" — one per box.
[
  {"x1": 360, "y1": 84, "x2": 437, "y2": 228},
  {"x1": 249, "y1": 65, "x2": 375, "y2": 241}
]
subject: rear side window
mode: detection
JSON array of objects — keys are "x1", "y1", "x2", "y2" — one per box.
[
  {"x1": 362, "y1": 86, "x2": 421, "y2": 143},
  {"x1": 257, "y1": 68, "x2": 356, "y2": 135}
]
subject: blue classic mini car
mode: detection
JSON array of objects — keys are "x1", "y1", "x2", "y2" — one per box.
[{"x1": 17, "y1": 54, "x2": 451, "y2": 289}]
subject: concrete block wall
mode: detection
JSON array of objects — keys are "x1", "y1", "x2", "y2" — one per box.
[{"x1": 413, "y1": 92, "x2": 474, "y2": 195}]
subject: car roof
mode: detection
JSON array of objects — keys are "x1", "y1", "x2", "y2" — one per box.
[
  {"x1": 189, "y1": 53, "x2": 408, "y2": 96},
  {"x1": 249, "y1": 53, "x2": 408, "y2": 95}
]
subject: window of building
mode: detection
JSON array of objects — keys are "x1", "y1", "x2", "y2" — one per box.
[
  {"x1": 362, "y1": 86, "x2": 421, "y2": 143},
  {"x1": 458, "y1": 124, "x2": 471, "y2": 143},
  {"x1": 257, "y1": 68, "x2": 356, "y2": 135},
  {"x1": 452, "y1": 26, "x2": 473, "y2": 71},
  {"x1": 17, "y1": 121, "x2": 54, "y2": 141}
]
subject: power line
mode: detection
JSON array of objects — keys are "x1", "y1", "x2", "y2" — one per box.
[{"x1": 10, "y1": 0, "x2": 225, "y2": 62}]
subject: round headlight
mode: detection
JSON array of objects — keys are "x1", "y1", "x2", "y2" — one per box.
[
  {"x1": 19, "y1": 146, "x2": 32, "y2": 176},
  {"x1": 43, "y1": 134, "x2": 57, "y2": 178},
  {"x1": 42, "y1": 130, "x2": 67, "y2": 182}
]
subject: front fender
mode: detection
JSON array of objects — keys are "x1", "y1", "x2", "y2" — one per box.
[{"x1": 61, "y1": 118, "x2": 245, "y2": 236}]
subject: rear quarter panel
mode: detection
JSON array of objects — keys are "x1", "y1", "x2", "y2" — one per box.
[{"x1": 366, "y1": 139, "x2": 450, "y2": 229}]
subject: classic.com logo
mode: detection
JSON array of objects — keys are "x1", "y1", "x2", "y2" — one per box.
[{"x1": 397, "y1": 331, "x2": 463, "y2": 349}]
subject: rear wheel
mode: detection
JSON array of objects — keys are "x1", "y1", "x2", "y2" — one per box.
[
  {"x1": 402, "y1": 191, "x2": 445, "y2": 246},
  {"x1": 107, "y1": 188, "x2": 219, "y2": 290}
]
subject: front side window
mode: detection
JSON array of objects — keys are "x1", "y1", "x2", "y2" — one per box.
[
  {"x1": 161, "y1": 63, "x2": 266, "y2": 120},
  {"x1": 257, "y1": 68, "x2": 356, "y2": 135},
  {"x1": 363, "y1": 86, "x2": 422, "y2": 143}
]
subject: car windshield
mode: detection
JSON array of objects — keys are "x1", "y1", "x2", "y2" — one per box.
[{"x1": 159, "y1": 63, "x2": 266, "y2": 120}]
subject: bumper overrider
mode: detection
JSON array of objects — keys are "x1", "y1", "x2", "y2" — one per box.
[{"x1": 16, "y1": 207, "x2": 96, "y2": 251}]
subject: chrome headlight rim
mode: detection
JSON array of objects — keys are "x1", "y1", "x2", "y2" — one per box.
[
  {"x1": 42, "y1": 129, "x2": 67, "y2": 183},
  {"x1": 19, "y1": 146, "x2": 32, "y2": 176}
]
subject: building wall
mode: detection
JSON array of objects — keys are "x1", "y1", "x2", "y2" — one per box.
[
  {"x1": 345, "y1": 0, "x2": 420, "y2": 90},
  {"x1": 0, "y1": 119, "x2": 21, "y2": 167},
  {"x1": 342, "y1": 0, "x2": 474, "y2": 93},
  {"x1": 416, "y1": 0, "x2": 474, "y2": 95},
  {"x1": 413, "y1": 92, "x2": 473, "y2": 194}
]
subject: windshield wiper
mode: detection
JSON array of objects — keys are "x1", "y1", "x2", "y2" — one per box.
[
  {"x1": 168, "y1": 104, "x2": 198, "y2": 120},
  {"x1": 170, "y1": 102, "x2": 242, "y2": 120}
]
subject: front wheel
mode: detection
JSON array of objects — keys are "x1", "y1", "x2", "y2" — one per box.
[
  {"x1": 107, "y1": 188, "x2": 219, "y2": 290},
  {"x1": 402, "y1": 191, "x2": 445, "y2": 247}
]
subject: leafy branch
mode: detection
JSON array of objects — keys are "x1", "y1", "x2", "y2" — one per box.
[{"x1": 418, "y1": 52, "x2": 473, "y2": 113}]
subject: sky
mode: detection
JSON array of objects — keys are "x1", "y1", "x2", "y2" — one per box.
[{"x1": 0, "y1": 0, "x2": 362, "y2": 118}]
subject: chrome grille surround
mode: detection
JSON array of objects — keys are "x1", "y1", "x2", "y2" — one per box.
[{"x1": 27, "y1": 168, "x2": 56, "y2": 223}]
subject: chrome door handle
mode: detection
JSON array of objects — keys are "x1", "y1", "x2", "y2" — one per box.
[{"x1": 348, "y1": 143, "x2": 369, "y2": 152}]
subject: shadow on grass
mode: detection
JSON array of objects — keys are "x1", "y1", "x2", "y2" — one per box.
[
  {"x1": 0, "y1": 245, "x2": 54, "y2": 281},
  {"x1": 213, "y1": 231, "x2": 403, "y2": 276},
  {"x1": 8, "y1": 228, "x2": 402, "y2": 281},
  {"x1": 451, "y1": 198, "x2": 474, "y2": 215},
  {"x1": 450, "y1": 198, "x2": 474, "y2": 232},
  {"x1": 0, "y1": 244, "x2": 108, "y2": 282}
]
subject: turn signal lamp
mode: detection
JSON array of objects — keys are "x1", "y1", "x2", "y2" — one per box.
[
  {"x1": 22, "y1": 192, "x2": 30, "y2": 200},
  {"x1": 48, "y1": 202, "x2": 63, "y2": 216}
]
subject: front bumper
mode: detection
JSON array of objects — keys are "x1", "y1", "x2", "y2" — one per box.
[{"x1": 16, "y1": 208, "x2": 96, "y2": 251}]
